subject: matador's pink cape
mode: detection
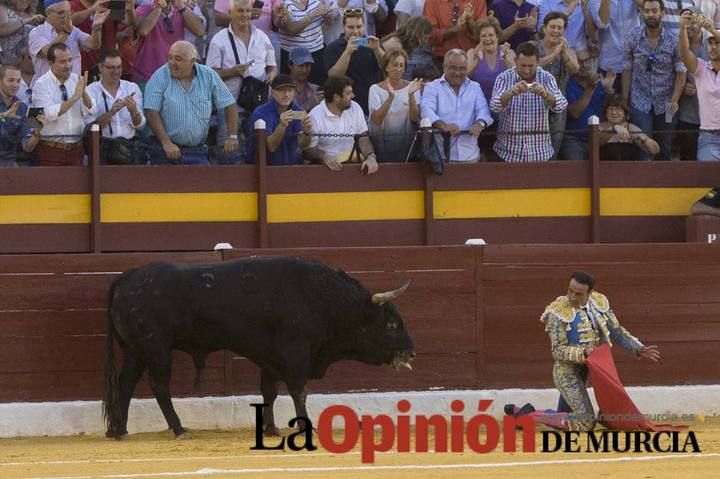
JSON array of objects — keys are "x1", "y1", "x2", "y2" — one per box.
[{"x1": 528, "y1": 344, "x2": 686, "y2": 431}]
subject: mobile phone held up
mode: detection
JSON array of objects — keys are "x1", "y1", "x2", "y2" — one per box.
[
  {"x1": 26, "y1": 106, "x2": 43, "y2": 129},
  {"x1": 354, "y1": 36, "x2": 368, "y2": 47},
  {"x1": 108, "y1": 0, "x2": 124, "y2": 21}
]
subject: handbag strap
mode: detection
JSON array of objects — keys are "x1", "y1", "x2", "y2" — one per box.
[
  {"x1": 101, "y1": 91, "x2": 114, "y2": 136},
  {"x1": 228, "y1": 28, "x2": 242, "y2": 66}
]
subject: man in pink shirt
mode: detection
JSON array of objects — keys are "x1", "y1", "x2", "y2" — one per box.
[
  {"x1": 132, "y1": 0, "x2": 204, "y2": 86},
  {"x1": 679, "y1": 10, "x2": 720, "y2": 160}
]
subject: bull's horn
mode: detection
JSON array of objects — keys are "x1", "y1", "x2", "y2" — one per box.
[{"x1": 372, "y1": 279, "x2": 411, "y2": 304}]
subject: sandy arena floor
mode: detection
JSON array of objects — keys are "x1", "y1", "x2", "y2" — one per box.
[{"x1": 1, "y1": 419, "x2": 719, "y2": 479}]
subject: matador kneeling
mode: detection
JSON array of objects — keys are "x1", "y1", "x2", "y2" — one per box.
[{"x1": 540, "y1": 271, "x2": 661, "y2": 430}]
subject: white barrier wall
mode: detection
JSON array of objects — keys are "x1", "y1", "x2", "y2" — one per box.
[{"x1": 1, "y1": 387, "x2": 718, "y2": 437}]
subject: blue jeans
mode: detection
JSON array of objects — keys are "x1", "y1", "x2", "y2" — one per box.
[
  {"x1": 149, "y1": 140, "x2": 210, "y2": 165},
  {"x1": 0, "y1": 159, "x2": 18, "y2": 167},
  {"x1": 561, "y1": 135, "x2": 589, "y2": 161},
  {"x1": 629, "y1": 106, "x2": 677, "y2": 161},
  {"x1": 697, "y1": 132, "x2": 720, "y2": 161},
  {"x1": 216, "y1": 110, "x2": 247, "y2": 165}
]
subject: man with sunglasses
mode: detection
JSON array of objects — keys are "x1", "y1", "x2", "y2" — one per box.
[
  {"x1": 325, "y1": 8, "x2": 384, "y2": 114},
  {"x1": 423, "y1": 0, "x2": 486, "y2": 64},
  {"x1": 32, "y1": 42, "x2": 97, "y2": 166},
  {"x1": 621, "y1": 0, "x2": 686, "y2": 160},
  {"x1": 28, "y1": 0, "x2": 108, "y2": 85},
  {"x1": 132, "y1": 0, "x2": 205, "y2": 89},
  {"x1": 86, "y1": 49, "x2": 146, "y2": 163}
]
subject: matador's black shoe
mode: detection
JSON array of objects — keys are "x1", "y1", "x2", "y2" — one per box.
[
  {"x1": 691, "y1": 187, "x2": 720, "y2": 216},
  {"x1": 503, "y1": 403, "x2": 536, "y2": 418}
]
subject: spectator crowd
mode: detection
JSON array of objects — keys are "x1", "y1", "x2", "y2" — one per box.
[{"x1": 1, "y1": 0, "x2": 719, "y2": 168}]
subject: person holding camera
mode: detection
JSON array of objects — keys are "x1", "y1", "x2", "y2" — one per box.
[
  {"x1": 86, "y1": 49, "x2": 146, "y2": 164},
  {"x1": 246, "y1": 74, "x2": 312, "y2": 164},
  {"x1": 679, "y1": 9, "x2": 720, "y2": 160},
  {"x1": 490, "y1": 41, "x2": 567, "y2": 162},
  {"x1": 132, "y1": 0, "x2": 205, "y2": 88},
  {"x1": 207, "y1": 0, "x2": 277, "y2": 163},
  {"x1": 324, "y1": 8, "x2": 384, "y2": 114},
  {"x1": 0, "y1": 64, "x2": 43, "y2": 167},
  {"x1": 69, "y1": 0, "x2": 138, "y2": 76}
]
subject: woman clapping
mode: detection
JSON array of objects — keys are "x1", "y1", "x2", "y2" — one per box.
[{"x1": 368, "y1": 49, "x2": 423, "y2": 163}]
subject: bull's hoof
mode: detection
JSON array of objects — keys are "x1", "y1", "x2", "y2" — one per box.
[
  {"x1": 106, "y1": 430, "x2": 129, "y2": 440},
  {"x1": 264, "y1": 425, "x2": 281, "y2": 436},
  {"x1": 175, "y1": 431, "x2": 190, "y2": 440}
]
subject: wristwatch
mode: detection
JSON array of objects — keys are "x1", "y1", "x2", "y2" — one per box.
[{"x1": 229, "y1": 134, "x2": 238, "y2": 140}]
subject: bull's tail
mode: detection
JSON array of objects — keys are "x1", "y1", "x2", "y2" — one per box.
[{"x1": 103, "y1": 276, "x2": 124, "y2": 438}]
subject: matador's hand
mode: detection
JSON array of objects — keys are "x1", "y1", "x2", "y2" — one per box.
[{"x1": 637, "y1": 345, "x2": 661, "y2": 362}]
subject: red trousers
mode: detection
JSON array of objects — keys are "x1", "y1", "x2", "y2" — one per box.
[{"x1": 36, "y1": 141, "x2": 84, "y2": 166}]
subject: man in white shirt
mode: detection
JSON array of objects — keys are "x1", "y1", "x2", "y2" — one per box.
[
  {"x1": 28, "y1": 0, "x2": 108, "y2": 85},
  {"x1": 206, "y1": 0, "x2": 277, "y2": 162},
  {"x1": 304, "y1": 74, "x2": 379, "y2": 174},
  {"x1": 86, "y1": 49, "x2": 146, "y2": 163},
  {"x1": 32, "y1": 43, "x2": 96, "y2": 166},
  {"x1": 420, "y1": 48, "x2": 493, "y2": 162}
]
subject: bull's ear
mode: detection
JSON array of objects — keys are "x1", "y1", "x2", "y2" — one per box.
[{"x1": 372, "y1": 279, "x2": 411, "y2": 305}]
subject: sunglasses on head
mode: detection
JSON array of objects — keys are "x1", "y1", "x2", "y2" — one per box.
[
  {"x1": 451, "y1": 3, "x2": 460, "y2": 24},
  {"x1": 163, "y1": 15, "x2": 174, "y2": 33},
  {"x1": 646, "y1": 52, "x2": 657, "y2": 72},
  {"x1": 343, "y1": 8, "x2": 364, "y2": 16}
]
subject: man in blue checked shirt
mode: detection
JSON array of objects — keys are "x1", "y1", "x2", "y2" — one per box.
[
  {"x1": 419, "y1": 48, "x2": 493, "y2": 163},
  {"x1": 144, "y1": 40, "x2": 239, "y2": 165}
]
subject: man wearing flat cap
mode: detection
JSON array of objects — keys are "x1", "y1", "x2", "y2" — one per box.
[
  {"x1": 28, "y1": 0, "x2": 108, "y2": 85},
  {"x1": 247, "y1": 73, "x2": 313, "y2": 165}
]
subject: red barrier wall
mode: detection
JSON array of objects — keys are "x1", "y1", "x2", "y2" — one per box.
[{"x1": 1, "y1": 244, "x2": 718, "y2": 403}]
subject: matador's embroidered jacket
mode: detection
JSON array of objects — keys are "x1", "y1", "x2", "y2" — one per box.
[{"x1": 540, "y1": 292, "x2": 643, "y2": 364}]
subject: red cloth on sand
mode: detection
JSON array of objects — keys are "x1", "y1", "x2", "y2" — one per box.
[{"x1": 586, "y1": 344, "x2": 685, "y2": 432}]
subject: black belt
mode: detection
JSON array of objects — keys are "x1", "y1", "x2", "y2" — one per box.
[{"x1": 176, "y1": 143, "x2": 207, "y2": 149}]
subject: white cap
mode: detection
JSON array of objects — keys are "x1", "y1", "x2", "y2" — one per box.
[{"x1": 213, "y1": 242, "x2": 233, "y2": 251}]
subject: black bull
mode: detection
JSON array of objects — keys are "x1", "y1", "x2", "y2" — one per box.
[{"x1": 103, "y1": 257, "x2": 415, "y2": 438}]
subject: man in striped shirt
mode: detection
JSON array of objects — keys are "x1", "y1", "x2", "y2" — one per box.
[{"x1": 490, "y1": 41, "x2": 568, "y2": 162}]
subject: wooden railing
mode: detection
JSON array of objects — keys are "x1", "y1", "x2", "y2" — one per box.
[{"x1": 1, "y1": 121, "x2": 719, "y2": 253}]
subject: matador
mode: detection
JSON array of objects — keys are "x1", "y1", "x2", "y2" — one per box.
[{"x1": 540, "y1": 271, "x2": 661, "y2": 430}]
